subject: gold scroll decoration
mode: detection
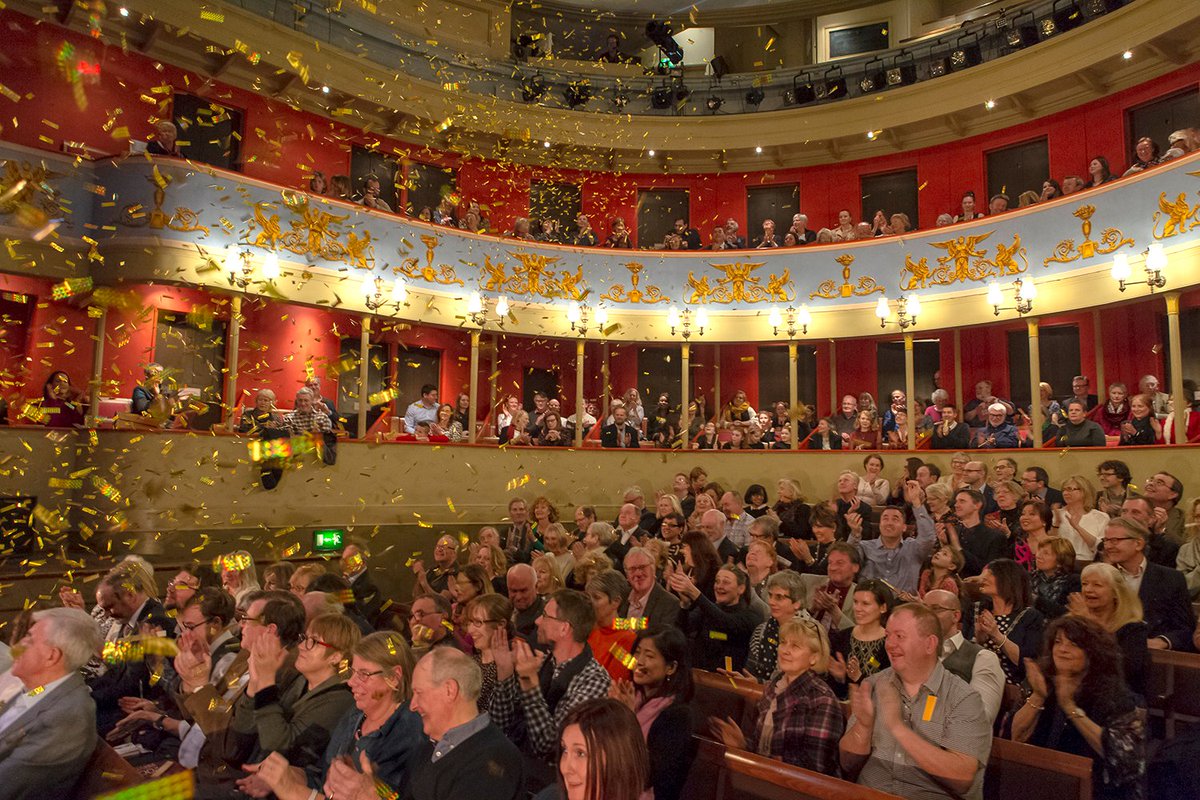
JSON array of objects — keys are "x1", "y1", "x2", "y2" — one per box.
[
  {"x1": 900, "y1": 232, "x2": 1028, "y2": 291},
  {"x1": 0, "y1": 160, "x2": 64, "y2": 220},
  {"x1": 116, "y1": 169, "x2": 209, "y2": 234},
  {"x1": 809, "y1": 254, "x2": 885, "y2": 300},
  {"x1": 686, "y1": 261, "x2": 794, "y2": 304},
  {"x1": 600, "y1": 262, "x2": 670, "y2": 304},
  {"x1": 1043, "y1": 204, "x2": 1134, "y2": 267},
  {"x1": 1152, "y1": 192, "x2": 1200, "y2": 240},
  {"x1": 245, "y1": 196, "x2": 376, "y2": 270},
  {"x1": 397, "y1": 234, "x2": 465, "y2": 286},
  {"x1": 478, "y1": 252, "x2": 582, "y2": 299}
]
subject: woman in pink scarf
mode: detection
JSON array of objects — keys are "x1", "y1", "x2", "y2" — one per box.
[{"x1": 1088, "y1": 382, "x2": 1131, "y2": 436}]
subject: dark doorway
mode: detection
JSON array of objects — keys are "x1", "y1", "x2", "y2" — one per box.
[
  {"x1": 1127, "y1": 89, "x2": 1199, "y2": 159},
  {"x1": 395, "y1": 347, "x2": 442, "y2": 410},
  {"x1": 637, "y1": 347, "x2": 683, "y2": 412},
  {"x1": 171, "y1": 93, "x2": 243, "y2": 170},
  {"x1": 876, "y1": 339, "x2": 940, "y2": 409},
  {"x1": 986, "y1": 138, "x2": 1049, "y2": 207},
  {"x1": 637, "y1": 188, "x2": 689, "y2": 248},
  {"x1": 338, "y1": 338, "x2": 387, "y2": 435},
  {"x1": 350, "y1": 145, "x2": 401, "y2": 212},
  {"x1": 405, "y1": 161, "x2": 458, "y2": 218},
  {"x1": 523, "y1": 367, "x2": 561, "y2": 411},
  {"x1": 861, "y1": 169, "x2": 919, "y2": 230},
  {"x1": 153, "y1": 310, "x2": 227, "y2": 430},
  {"x1": 746, "y1": 185, "x2": 799, "y2": 242},
  {"x1": 1007, "y1": 325, "x2": 1081, "y2": 407},
  {"x1": 530, "y1": 180, "x2": 583, "y2": 234},
  {"x1": 758, "y1": 345, "x2": 818, "y2": 412}
]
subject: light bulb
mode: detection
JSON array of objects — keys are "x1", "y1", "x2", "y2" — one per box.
[
  {"x1": 695, "y1": 307, "x2": 709, "y2": 329},
  {"x1": 361, "y1": 273, "x2": 378, "y2": 299},
  {"x1": 595, "y1": 306, "x2": 609, "y2": 326},
  {"x1": 905, "y1": 294, "x2": 921, "y2": 318},
  {"x1": 391, "y1": 278, "x2": 408, "y2": 304},
  {"x1": 875, "y1": 296, "x2": 890, "y2": 319},
  {"x1": 261, "y1": 251, "x2": 280, "y2": 280},
  {"x1": 1111, "y1": 252, "x2": 1131, "y2": 281},
  {"x1": 1146, "y1": 243, "x2": 1167, "y2": 273},
  {"x1": 1019, "y1": 277, "x2": 1036, "y2": 300},
  {"x1": 987, "y1": 281, "x2": 1003, "y2": 307},
  {"x1": 567, "y1": 301, "x2": 581, "y2": 325},
  {"x1": 224, "y1": 244, "x2": 242, "y2": 273},
  {"x1": 666, "y1": 306, "x2": 680, "y2": 330},
  {"x1": 495, "y1": 295, "x2": 510, "y2": 317},
  {"x1": 797, "y1": 305, "x2": 812, "y2": 327},
  {"x1": 467, "y1": 291, "x2": 483, "y2": 314},
  {"x1": 768, "y1": 307, "x2": 783, "y2": 329}
]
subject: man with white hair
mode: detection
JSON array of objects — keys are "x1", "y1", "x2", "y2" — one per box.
[
  {"x1": 1139, "y1": 374, "x2": 1170, "y2": 420},
  {"x1": 0, "y1": 608, "x2": 102, "y2": 795},
  {"x1": 702, "y1": 508, "x2": 740, "y2": 564},
  {"x1": 788, "y1": 212, "x2": 817, "y2": 244},
  {"x1": 407, "y1": 649, "x2": 523, "y2": 799},
  {"x1": 284, "y1": 387, "x2": 332, "y2": 435},
  {"x1": 971, "y1": 403, "x2": 1018, "y2": 448}
]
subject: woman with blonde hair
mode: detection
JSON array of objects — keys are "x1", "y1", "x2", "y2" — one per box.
[
  {"x1": 218, "y1": 550, "x2": 261, "y2": 610},
  {"x1": 472, "y1": 541, "x2": 509, "y2": 594},
  {"x1": 1051, "y1": 475, "x2": 1110, "y2": 563},
  {"x1": 774, "y1": 477, "x2": 811, "y2": 539},
  {"x1": 534, "y1": 552, "x2": 567, "y2": 595},
  {"x1": 1071, "y1": 561, "x2": 1149, "y2": 696}
]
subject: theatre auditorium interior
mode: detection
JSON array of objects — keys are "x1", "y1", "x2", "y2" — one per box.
[{"x1": 3, "y1": 0, "x2": 1200, "y2": 797}]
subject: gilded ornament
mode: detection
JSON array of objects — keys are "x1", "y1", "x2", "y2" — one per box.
[
  {"x1": 397, "y1": 234, "x2": 464, "y2": 286},
  {"x1": 902, "y1": 232, "x2": 1027, "y2": 290},
  {"x1": 473, "y1": 251, "x2": 582, "y2": 299},
  {"x1": 601, "y1": 262, "x2": 670, "y2": 304},
  {"x1": 1152, "y1": 192, "x2": 1200, "y2": 239},
  {"x1": 244, "y1": 195, "x2": 378, "y2": 270},
  {"x1": 1043, "y1": 204, "x2": 1134, "y2": 266},
  {"x1": 929, "y1": 232, "x2": 993, "y2": 283},
  {"x1": 116, "y1": 169, "x2": 207, "y2": 234},
  {"x1": 0, "y1": 160, "x2": 63, "y2": 218},
  {"x1": 686, "y1": 261, "x2": 793, "y2": 304},
  {"x1": 809, "y1": 254, "x2": 885, "y2": 299}
]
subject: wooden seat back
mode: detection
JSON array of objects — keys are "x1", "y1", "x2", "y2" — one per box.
[
  {"x1": 692, "y1": 669, "x2": 764, "y2": 733},
  {"x1": 1149, "y1": 649, "x2": 1200, "y2": 737},
  {"x1": 69, "y1": 739, "x2": 141, "y2": 799},
  {"x1": 985, "y1": 738, "x2": 1092, "y2": 800}
]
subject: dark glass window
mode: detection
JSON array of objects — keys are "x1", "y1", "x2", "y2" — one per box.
[
  {"x1": 747, "y1": 185, "x2": 800, "y2": 245},
  {"x1": 828, "y1": 22, "x2": 889, "y2": 59},
  {"x1": 1126, "y1": 89, "x2": 1199, "y2": 160},
  {"x1": 404, "y1": 161, "x2": 457, "y2": 218},
  {"x1": 1007, "y1": 325, "x2": 1081, "y2": 407},
  {"x1": 861, "y1": 169, "x2": 919, "y2": 231},
  {"x1": 350, "y1": 146, "x2": 401, "y2": 212},
  {"x1": 986, "y1": 138, "x2": 1049, "y2": 207},
  {"x1": 530, "y1": 180, "x2": 582, "y2": 234},
  {"x1": 637, "y1": 189, "x2": 689, "y2": 248},
  {"x1": 172, "y1": 94, "x2": 242, "y2": 170}
]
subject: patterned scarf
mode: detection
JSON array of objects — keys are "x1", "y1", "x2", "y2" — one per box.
[{"x1": 752, "y1": 617, "x2": 782, "y2": 678}]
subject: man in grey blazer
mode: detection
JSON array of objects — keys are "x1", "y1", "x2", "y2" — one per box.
[
  {"x1": 800, "y1": 542, "x2": 862, "y2": 632},
  {"x1": 0, "y1": 607, "x2": 102, "y2": 799},
  {"x1": 619, "y1": 547, "x2": 680, "y2": 633}
]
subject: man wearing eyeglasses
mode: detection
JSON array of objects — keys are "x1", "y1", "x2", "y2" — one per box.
[
  {"x1": 1143, "y1": 472, "x2": 1186, "y2": 544},
  {"x1": 1102, "y1": 517, "x2": 1195, "y2": 651},
  {"x1": 1121, "y1": 497, "x2": 1180, "y2": 568},
  {"x1": 924, "y1": 589, "x2": 1004, "y2": 724},
  {"x1": 619, "y1": 547, "x2": 680, "y2": 633}
]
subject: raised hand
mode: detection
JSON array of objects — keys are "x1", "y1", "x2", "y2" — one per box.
[
  {"x1": 846, "y1": 655, "x2": 863, "y2": 683},
  {"x1": 827, "y1": 652, "x2": 849, "y2": 682},
  {"x1": 609, "y1": 679, "x2": 637, "y2": 711},
  {"x1": 710, "y1": 715, "x2": 747, "y2": 749},
  {"x1": 173, "y1": 630, "x2": 212, "y2": 691},
  {"x1": 491, "y1": 628, "x2": 515, "y2": 681},
  {"x1": 59, "y1": 586, "x2": 85, "y2": 610},
  {"x1": 1024, "y1": 658, "x2": 1049, "y2": 701},
  {"x1": 247, "y1": 632, "x2": 287, "y2": 694},
  {"x1": 848, "y1": 680, "x2": 876, "y2": 729},
  {"x1": 513, "y1": 637, "x2": 546, "y2": 684}
]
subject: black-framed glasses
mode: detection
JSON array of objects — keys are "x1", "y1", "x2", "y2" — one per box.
[
  {"x1": 540, "y1": 612, "x2": 567, "y2": 623},
  {"x1": 169, "y1": 580, "x2": 200, "y2": 591},
  {"x1": 175, "y1": 618, "x2": 209, "y2": 634},
  {"x1": 1101, "y1": 537, "x2": 1135, "y2": 544}
]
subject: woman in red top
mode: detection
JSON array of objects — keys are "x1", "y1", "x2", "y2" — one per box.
[
  {"x1": 1087, "y1": 382, "x2": 1130, "y2": 436},
  {"x1": 585, "y1": 569, "x2": 636, "y2": 681}
]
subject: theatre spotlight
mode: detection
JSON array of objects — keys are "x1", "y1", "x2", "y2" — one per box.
[
  {"x1": 521, "y1": 74, "x2": 547, "y2": 102},
  {"x1": 817, "y1": 76, "x2": 846, "y2": 100},
  {"x1": 646, "y1": 20, "x2": 685, "y2": 67},
  {"x1": 612, "y1": 90, "x2": 630, "y2": 110},
  {"x1": 886, "y1": 52, "x2": 917, "y2": 87},
  {"x1": 565, "y1": 80, "x2": 591, "y2": 108},
  {"x1": 928, "y1": 57, "x2": 949, "y2": 78},
  {"x1": 859, "y1": 70, "x2": 885, "y2": 93},
  {"x1": 706, "y1": 94, "x2": 724, "y2": 111},
  {"x1": 1002, "y1": 13, "x2": 1040, "y2": 50},
  {"x1": 651, "y1": 86, "x2": 673, "y2": 109},
  {"x1": 1052, "y1": 1, "x2": 1084, "y2": 32},
  {"x1": 673, "y1": 81, "x2": 690, "y2": 102},
  {"x1": 790, "y1": 77, "x2": 817, "y2": 105},
  {"x1": 745, "y1": 87, "x2": 765, "y2": 107},
  {"x1": 950, "y1": 38, "x2": 981, "y2": 70}
]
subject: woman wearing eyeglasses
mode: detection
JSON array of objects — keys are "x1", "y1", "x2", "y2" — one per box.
[
  {"x1": 246, "y1": 631, "x2": 424, "y2": 800},
  {"x1": 236, "y1": 613, "x2": 360, "y2": 797},
  {"x1": 462, "y1": 594, "x2": 514, "y2": 712}
]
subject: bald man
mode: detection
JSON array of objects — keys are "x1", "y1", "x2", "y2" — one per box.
[{"x1": 925, "y1": 589, "x2": 1004, "y2": 724}]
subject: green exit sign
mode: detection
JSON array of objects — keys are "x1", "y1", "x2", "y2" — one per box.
[{"x1": 313, "y1": 528, "x2": 345, "y2": 552}]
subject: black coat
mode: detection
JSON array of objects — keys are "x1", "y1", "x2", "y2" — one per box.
[
  {"x1": 601, "y1": 422, "x2": 640, "y2": 448},
  {"x1": 1138, "y1": 562, "x2": 1196, "y2": 651}
]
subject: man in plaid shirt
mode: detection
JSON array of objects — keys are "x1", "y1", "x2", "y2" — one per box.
[
  {"x1": 489, "y1": 589, "x2": 610, "y2": 774},
  {"x1": 284, "y1": 388, "x2": 332, "y2": 436}
]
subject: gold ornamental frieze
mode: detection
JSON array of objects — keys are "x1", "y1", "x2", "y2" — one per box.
[
  {"x1": 900, "y1": 231, "x2": 1028, "y2": 291},
  {"x1": 1152, "y1": 192, "x2": 1200, "y2": 240},
  {"x1": 1043, "y1": 204, "x2": 1135, "y2": 266},
  {"x1": 118, "y1": 168, "x2": 209, "y2": 235},
  {"x1": 600, "y1": 262, "x2": 671, "y2": 304},
  {"x1": 810, "y1": 254, "x2": 885, "y2": 299},
  {"x1": 477, "y1": 250, "x2": 582, "y2": 299},
  {"x1": 685, "y1": 261, "x2": 794, "y2": 304},
  {"x1": 244, "y1": 196, "x2": 375, "y2": 270},
  {"x1": 397, "y1": 234, "x2": 465, "y2": 287}
]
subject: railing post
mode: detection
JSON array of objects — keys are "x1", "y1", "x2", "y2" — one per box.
[
  {"x1": 357, "y1": 315, "x2": 371, "y2": 438},
  {"x1": 1028, "y1": 318, "x2": 1043, "y2": 448},
  {"x1": 904, "y1": 333, "x2": 916, "y2": 449},
  {"x1": 574, "y1": 338, "x2": 585, "y2": 448},
  {"x1": 1166, "y1": 292, "x2": 1186, "y2": 444},
  {"x1": 468, "y1": 329, "x2": 480, "y2": 443},
  {"x1": 788, "y1": 340, "x2": 799, "y2": 450}
]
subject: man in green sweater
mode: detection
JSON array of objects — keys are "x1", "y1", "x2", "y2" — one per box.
[{"x1": 406, "y1": 648, "x2": 523, "y2": 800}]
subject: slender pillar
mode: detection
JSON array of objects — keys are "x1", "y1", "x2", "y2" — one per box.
[
  {"x1": 1028, "y1": 318, "x2": 1044, "y2": 448},
  {"x1": 828, "y1": 340, "x2": 837, "y2": 415},
  {"x1": 953, "y1": 329, "x2": 964, "y2": 418},
  {"x1": 601, "y1": 343, "x2": 611, "y2": 422},
  {"x1": 1166, "y1": 292, "x2": 1186, "y2": 444},
  {"x1": 468, "y1": 330, "x2": 480, "y2": 443},
  {"x1": 574, "y1": 338, "x2": 585, "y2": 448},
  {"x1": 680, "y1": 342, "x2": 691, "y2": 442},
  {"x1": 788, "y1": 341, "x2": 799, "y2": 450},
  {"x1": 1092, "y1": 309, "x2": 1105, "y2": 400},
  {"x1": 488, "y1": 333, "x2": 499, "y2": 434},
  {"x1": 714, "y1": 344, "x2": 722, "y2": 418},
  {"x1": 86, "y1": 306, "x2": 107, "y2": 428},
  {"x1": 904, "y1": 333, "x2": 916, "y2": 449},
  {"x1": 357, "y1": 315, "x2": 371, "y2": 438},
  {"x1": 223, "y1": 295, "x2": 242, "y2": 431}
]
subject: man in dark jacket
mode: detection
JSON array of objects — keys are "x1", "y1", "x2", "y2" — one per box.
[{"x1": 1104, "y1": 517, "x2": 1196, "y2": 651}]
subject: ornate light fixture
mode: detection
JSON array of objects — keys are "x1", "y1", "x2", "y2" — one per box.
[
  {"x1": 225, "y1": 245, "x2": 253, "y2": 288},
  {"x1": 987, "y1": 277, "x2": 1036, "y2": 316},
  {"x1": 666, "y1": 305, "x2": 707, "y2": 339},
  {"x1": 566, "y1": 301, "x2": 609, "y2": 336},
  {"x1": 875, "y1": 294, "x2": 921, "y2": 329},
  {"x1": 467, "y1": 291, "x2": 509, "y2": 327},
  {"x1": 363, "y1": 273, "x2": 408, "y2": 313},
  {"x1": 1111, "y1": 245, "x2": 1167, "y2": 293},
  {"x1": 768, "y1": 305, "x2": 811, "y2": 338}
]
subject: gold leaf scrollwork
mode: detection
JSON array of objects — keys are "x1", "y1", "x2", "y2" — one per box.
[
  {"x1": 809, "y1": 254, "x2": 885, "y2": 300},
  {"x1": 901, "y1": 232, "x2": 1027, "y2": 291},
  {"x1": 687, "y1": 262, "x2": 794, "y2": 304},
  {"x1": 474, "y1": 251, "x2": 582, "y2": 299},
  {"x1": 166, "y1": 207, "x2": 209, "y2": 235},
  {"x1": 1043, "y1": 204, "x2": 1135, "y2": 266},
  {"x1": 1152, "y1": 192, "x2": 1200, "y2": 240},
  {"x1": 397, "y1": 234, "x2": 464, "y2": 286},
  {"x1": 0, "y1": 160, "x2": 63, "y2": 219},
  {"x1": 245, "y1": 196, "x2": 378, "y2": 270},
  {"x1": 601, "y1": 262, "x2": 670, "y2": 304}
]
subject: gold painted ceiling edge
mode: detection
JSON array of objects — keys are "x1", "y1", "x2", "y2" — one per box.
[{"x1": 9, "y1": 0, "x2": 1199, "y2": 171}]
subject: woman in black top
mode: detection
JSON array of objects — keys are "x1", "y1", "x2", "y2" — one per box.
[
  {"x1": 692, "y1": 421, "x2": 719, "y2": 450},
  {"x1": 678, "y1": 531, "x2": 721, "y2": 602},
  {"x1": 970, "y1": 558, "x2": 1046, "y2": 688},
  {"x1": 826, "y1": 579, "x2": 892, "y2": 699},
  {"x1": 1012, "y1": 616, "x2": 1146, "y2": 800},
  {"x1": 670, "y1": 564, "x2": 759, "y2": 672},
  {"x1": 608, "y1": 628, "x2": 695, "y2": 800},
  {"x1": 1087, "y1": 156, "x2": 1117, "y2": 188},
  {"x1": 1030, "y1": 537, "x2": 1081, "y2": 619},
  {"x1": 1118, "y1": 394, "x2": 1161, "y2": 445},
  {"x1": 773, "y1": 478, "x2": 812, "y2": 539}
]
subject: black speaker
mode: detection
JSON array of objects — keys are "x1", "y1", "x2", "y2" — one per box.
[{"x1": 710, "y1": 56, "x2": 729, "y2": 79}]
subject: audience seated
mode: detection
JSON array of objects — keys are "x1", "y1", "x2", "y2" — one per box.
[{"x1": 925, "y1": 590, "x2": 1005, "y2": 725}]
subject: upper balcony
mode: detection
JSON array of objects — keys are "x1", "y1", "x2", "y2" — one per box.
[{"x1": 11, "y1": 0, "x2": 1200, "y2": 171}]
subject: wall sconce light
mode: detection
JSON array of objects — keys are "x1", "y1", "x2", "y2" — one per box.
[
  {"x1": 1111, "y1": 246, "x2": 1167, "y2": 293},
  {"x1": 875, "y1": 294, "x2": 920, "y2": 329},
  {"x1": 566, "y1": 301, "x2": 608, "y2": 336},
  {"x1": 467, "y1": 291, "x2": 509, "y2": 327},
  {"x1": 363, "y1": 273, "x2": 408, "y2": 313},
  {"x1": 225, "y1": 245, "x2": 254, "y2": 288},
  {"x1": 768, "y1": 305, "x2": 811, "y2": 338},
  {"x1": 667, "y1": 305, "x2": 707, "y2": 339},
  {"x1": 987, "y1": 277, "x2": 1036, "y2": 316}
]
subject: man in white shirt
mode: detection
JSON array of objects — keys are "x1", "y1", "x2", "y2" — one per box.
[
  {"x1": 0, "y1": 608, "x2": 102, "y2": 796},
  {"x1": 925, "y1": 589, "x2": 1004, "y2": 724},
  {"x1": 404, "y1": 383, "x2": 440, "y2": 433}
]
